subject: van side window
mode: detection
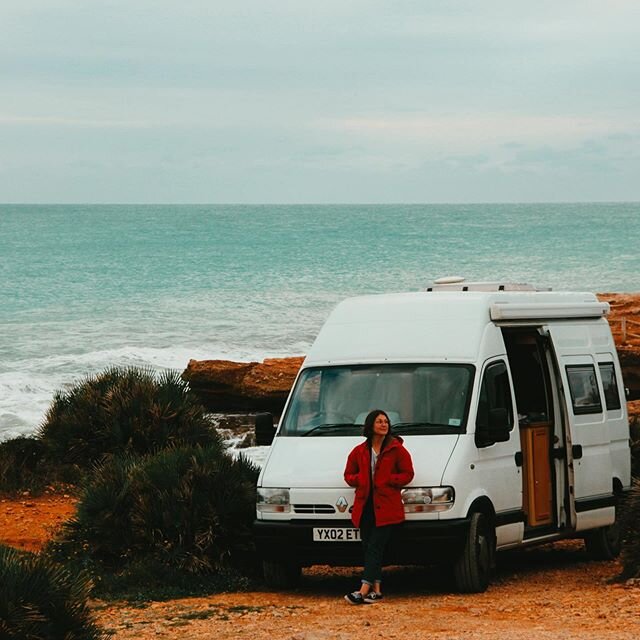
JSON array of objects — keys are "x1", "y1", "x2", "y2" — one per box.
[
  {"x1": 475, "y1": 361, "x2": 514, "y2": 447},
  {"x1": 598, "y1": 363, "x2": 621, "y2": 411},
  {"x1": 566, "y1": 365, "x2": 602, "y2": 415}
]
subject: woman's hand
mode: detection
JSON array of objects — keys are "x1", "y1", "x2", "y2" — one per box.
[
  {"x1": 344, "y1": 474, "x2": 359, "y2": 487},
  {"x1": 344, "y1": 450, "x2": 361, "y2": 487},
  {"x1": 390, "y1": 448, "x2": 414, "y2": 487}
]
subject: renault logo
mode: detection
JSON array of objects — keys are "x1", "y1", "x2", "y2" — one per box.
[{"x1": 336, "y1": 496, "x2": 348, "y2": 513}]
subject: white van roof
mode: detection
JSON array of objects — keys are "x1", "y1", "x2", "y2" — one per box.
[{"x1": 304, "y1": 290, "x2": 609, "y2": 366}]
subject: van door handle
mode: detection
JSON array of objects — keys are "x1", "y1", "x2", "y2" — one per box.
[
  {"x1": 572, "y1": 444, "x2": 583, "y2": 460},
  {"x1": 514, "y1": 451, "x2": 523, "y2": 467}
]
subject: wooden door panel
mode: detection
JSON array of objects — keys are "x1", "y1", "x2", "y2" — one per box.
[{"x1": 521, "y1": 422, "x2": 553, "y2": 527}]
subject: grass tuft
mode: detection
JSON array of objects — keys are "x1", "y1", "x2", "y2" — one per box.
[{"x1": 0, "y1": 544, "x2": 109, "y2": 639}]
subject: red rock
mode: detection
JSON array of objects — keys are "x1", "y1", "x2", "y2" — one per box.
[
  {"x1": 598, "y1": 293, "x2": 640, "y2": 350},
  {"x1": 598, "y1": 294, "x2": 640, "y2": 400},
  {"x1": 182, "y1": 356, "x2": 304, "y2": 412}
]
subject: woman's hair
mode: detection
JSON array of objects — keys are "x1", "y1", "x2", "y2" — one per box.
[{"x1": 363, "y1": 409, "x2": 391, "y2": 441}]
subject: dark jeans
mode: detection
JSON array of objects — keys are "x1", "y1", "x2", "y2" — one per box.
[{"x1": 359, "y1": 501, "x2": 394, "y2": 586}]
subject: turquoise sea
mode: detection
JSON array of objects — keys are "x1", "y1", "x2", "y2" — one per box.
[{"x1": 1, "y1": 202, "x2": 639, "y2": 439}]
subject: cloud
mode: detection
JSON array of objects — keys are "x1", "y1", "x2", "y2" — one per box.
[
  {"x1": 319, "y1": 114, "x2": 640, "y2": 150},
  {"x1": 0, "y1": 1, "x2": 639, "y2": 201},
  {"x1": 0, "y1": 114, "x2": 155, "y2": 129}
]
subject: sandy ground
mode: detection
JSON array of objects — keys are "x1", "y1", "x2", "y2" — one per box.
[
  {"x1": 0, "y1": 492, "x2": 77, "y2": 552},
  {"x1": 94, "y1": 546, "x2": 640, "y2": 640},
  {"x1": 2, "y1": 495, "x2": 640, "y2": 640}
]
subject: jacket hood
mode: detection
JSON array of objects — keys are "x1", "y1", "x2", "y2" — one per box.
[{"x1": 387, "y1": 434, "x2": 404, "y2": 447}]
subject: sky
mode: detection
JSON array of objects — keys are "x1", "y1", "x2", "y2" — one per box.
[{"x1": 1, "y1": 0, "x2": 639, "y2": 204}]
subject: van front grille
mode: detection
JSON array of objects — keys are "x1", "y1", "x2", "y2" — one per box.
[{"x1": 292, "y1": 504, "x2": 336, "y2": 514}]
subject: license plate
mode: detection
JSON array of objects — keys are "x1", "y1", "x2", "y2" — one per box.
[{"x1": 312, "y1": 527, "x2": 361, "y2": 542}]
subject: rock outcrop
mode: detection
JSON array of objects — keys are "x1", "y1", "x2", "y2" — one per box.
[
  {"x1": 183, "y1": 357, "x2": 304, "y2": 412},
  {"x1": 599, "y1": 294, "x2": 640, "y2": 347},
  {"x1": 598, "y1": 293, "x2": 640, "y2": 400}
]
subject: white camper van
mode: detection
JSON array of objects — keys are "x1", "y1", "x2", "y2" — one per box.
[{"x1": 254, "y1": 280, "x2": 631, "y2": 592}]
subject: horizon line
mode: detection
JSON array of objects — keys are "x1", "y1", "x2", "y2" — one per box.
[{"x1": 1, "y1": 200, "x2": 639, "y2": 207}]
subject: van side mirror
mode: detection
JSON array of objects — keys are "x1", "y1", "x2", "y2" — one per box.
[{"x1": 255, "y1": 412, "x2": 276, "y2": 446}]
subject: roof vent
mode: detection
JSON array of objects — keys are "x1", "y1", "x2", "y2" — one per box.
[
  {"x1": 433, "y1": 276, "x2": 466, "y2": 285},
  {"x1": 426, "y1": 277, "x2": 551, "y2": 292}
]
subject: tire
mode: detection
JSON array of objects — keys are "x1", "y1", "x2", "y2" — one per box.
[
  {"x1": 262, "y1": 559, "x2": 301, "y2": 588},
  {"x1": 584, "y1": 521, "x2": 622, "y2": 560},
  {"x1": 453, "y1": 512, "x2": 495, "y2": 593}
]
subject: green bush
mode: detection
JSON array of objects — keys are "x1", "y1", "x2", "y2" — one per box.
[
  {"x1": 0, "y1": 437, "x2": 47, "y2": 494},
  {"x1": 0, "y1": 544, "x2": 108, "y2": 640},
  {"x1": 61, "y1": 444, "x2": 259, "y2": 575},
  {"x1": 38, "y1": 367, "x2": 220, "y2": 468}
]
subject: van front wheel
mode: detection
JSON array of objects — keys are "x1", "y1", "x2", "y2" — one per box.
[
  {"x1": 453, "y1": 512, "x2": 494, "y2": 593},
  {"x1": 262, "y1": 559, "x2": 302, "y2": 588}
]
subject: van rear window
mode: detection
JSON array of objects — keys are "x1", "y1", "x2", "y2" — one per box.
[
  {"x1": 598, "y1": 362, "x2": 621, "y2": 411},
  {"x1": 566, "y1": 365, "x2": 602, "y2": 415}
]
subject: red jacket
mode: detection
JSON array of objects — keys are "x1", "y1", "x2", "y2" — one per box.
[{"x1": 344, "y1": 436, "x2": 414, "y2": 528}]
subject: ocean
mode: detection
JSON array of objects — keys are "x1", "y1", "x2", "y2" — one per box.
[{"x1": 1, "y1": 202, "x2": 639, "y2": 441}]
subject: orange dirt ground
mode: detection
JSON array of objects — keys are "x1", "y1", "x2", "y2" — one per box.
[
  {"x1": 1, "y1": 494, "x2": 639, "y2": 639},
  {"x1": 0, "y1": 492, "x2": 76, "y2": 552}
]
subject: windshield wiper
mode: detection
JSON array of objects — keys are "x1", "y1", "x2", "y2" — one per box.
[
  {"x1": 301, "y1": 423, "x2": 355, "y2": 437},
  {"x1": 392, "y1": 422, "x2": 451, "y2": 431}
]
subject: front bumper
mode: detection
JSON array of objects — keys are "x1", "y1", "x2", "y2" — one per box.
[{"x1": 254, "y1": 518, "x2": 471, "y2": 567}]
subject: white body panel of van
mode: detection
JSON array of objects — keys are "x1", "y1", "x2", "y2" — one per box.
[{"x1": 254, "y1": 286, "x2": 631, "y2": 591}]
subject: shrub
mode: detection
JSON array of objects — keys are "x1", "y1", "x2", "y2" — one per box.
[
  {"x1": 630, "y1": 414, "x2": 640, "y2": 479},
  {"x1": 619, "y1": 478, "x2": 640, "y2": 580},
  {"x1": 38, "y1": 367, "x2": 220, "y2": 468},
  {"x1": 0, "y1": 437, "x2": 47, "y2": 494},
  {"x1": 61, "y1": 444, "x2": 259, "y2": 575},
  {"x1": 81, "y1": 557, "x2": 251, "y2": 602},
  {"x1": 0, "y1": 544, "x2": 108, "y2": 640}
]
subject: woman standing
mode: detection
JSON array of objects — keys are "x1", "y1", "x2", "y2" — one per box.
[{"x1": 343, "y1": 409, "x2": 414, "y2": 604}]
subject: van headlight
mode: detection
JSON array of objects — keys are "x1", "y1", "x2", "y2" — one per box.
[
  {"x1": 402, "y1": 487, "x2": 455, "y2": 513},
  {"x1": 257, "y1": 488, "x2": 291, "y2": 513}
]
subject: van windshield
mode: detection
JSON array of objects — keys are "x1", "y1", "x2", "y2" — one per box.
[{"x1": 279, "y1": 364, "x2": 475, "y2": 437}]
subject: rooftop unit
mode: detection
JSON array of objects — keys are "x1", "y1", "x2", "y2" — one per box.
[{"x1": 426, "y1": 276, "x2": 551, "y2": 293}]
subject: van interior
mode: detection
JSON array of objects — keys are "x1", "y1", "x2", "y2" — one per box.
[{"x1": 502, "y1": 328, "x2": 564, "y2": 536}]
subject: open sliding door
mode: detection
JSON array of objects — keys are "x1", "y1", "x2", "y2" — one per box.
[{"x1": 544, "y1": 323, "x2": 615, "y2": 532}]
